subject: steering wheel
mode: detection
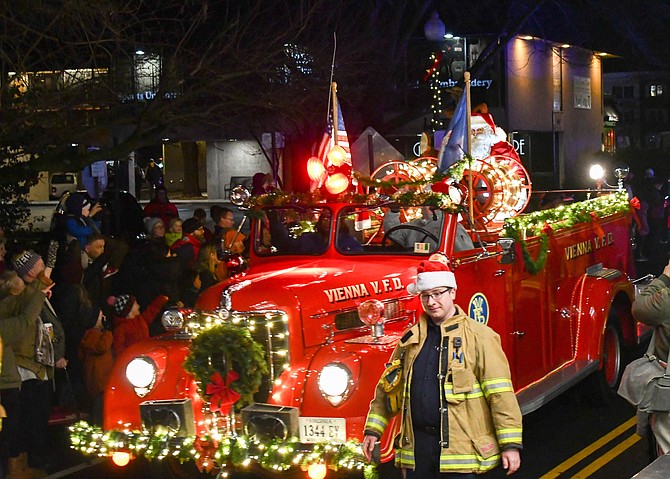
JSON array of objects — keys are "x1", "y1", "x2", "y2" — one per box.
[{"x1": 382, "y1": 224, "x2": 439, "y2": 247}]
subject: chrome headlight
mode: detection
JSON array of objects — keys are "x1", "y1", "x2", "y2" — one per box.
[
  {"x1": 162, "y1": 309, "x2": 185, "y2": 331},
  {"x1": 318, "y1": 363, "x2": 352, "y2": 406},
  {"x1": 126, "y1": 357, "x2": 157, "y2": 397}
]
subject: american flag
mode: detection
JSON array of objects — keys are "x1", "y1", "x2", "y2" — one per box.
[{"x1": 318, "y1": 98, "x2": 352, "y2": 167}]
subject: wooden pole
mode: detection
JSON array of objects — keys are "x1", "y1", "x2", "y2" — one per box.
[{"x1": 464, "y1": 72, "x2": 474, "y2": 223}]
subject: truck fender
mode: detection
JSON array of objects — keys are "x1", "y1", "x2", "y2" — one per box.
[{"x1": 572, "y1": 272, "x2": 634, "y2": 365}]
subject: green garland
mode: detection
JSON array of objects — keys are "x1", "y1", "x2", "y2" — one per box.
[
  {"x1": 503, "y1": 192, "x2": 631, "y2": 274},
  {"x1": 246, "y1": 189, "x2": 461, "y2": 215},
  {"x1": 517, "y1": 234, "x2": 550, "y2": 274},
  {"x1": 503, "y1": 191, "x2": 630, "y2": 238},
  {"x1": 69, "y1": 421, "x2": 378, "y2": 478},
  {"x1": 182, "y1": 322, "x2": 268, "y2": 410},
  {"x1": 245, "y1": 158, "x2": 471, "y2": 214}
]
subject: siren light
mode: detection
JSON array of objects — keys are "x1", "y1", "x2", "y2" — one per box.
[
  {"x1": 327, "y1": 145, "x2": 347, "y2": 167},
  {"x1": 324, "y1": 172, "x2": 349, "y2": 194},
  {"x1": 307, "y1": 156, "x2": 327, "y2": 182}
]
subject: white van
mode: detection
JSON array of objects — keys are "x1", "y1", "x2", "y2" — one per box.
[{"x1": 49, "y1": 172, "x2": 78, "y2": 200}]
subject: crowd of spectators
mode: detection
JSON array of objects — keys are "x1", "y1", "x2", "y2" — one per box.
[
  {"x1": 0, "y1": 187, "x2": 247, "y2": 477},
  {"x1": 627, "y1": 168, "x2": 670, "y2": 274}
]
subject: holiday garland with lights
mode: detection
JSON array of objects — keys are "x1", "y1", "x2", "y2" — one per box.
[
  {"x1": 502, "y1": 191, "x2": 632, "y2": 274},
  {"x1": 69, "y1": 422, "x2": 378, "y2": 478},
  {"x1": 246, "y1": 158, "x2": 469, "y2": 213}
]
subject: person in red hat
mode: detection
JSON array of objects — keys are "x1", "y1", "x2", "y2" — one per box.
[{"x1": 362, "y1": 253, "x2": 522, "y2": 478}]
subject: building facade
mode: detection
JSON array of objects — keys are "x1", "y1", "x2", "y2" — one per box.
[{"x1": 603, "y1": 71, "x2": 670, "y2": 151}]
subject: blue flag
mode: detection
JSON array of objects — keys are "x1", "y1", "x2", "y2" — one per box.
[{"x1": 437, "y1": 91, "x2": 468, "y2": 173}]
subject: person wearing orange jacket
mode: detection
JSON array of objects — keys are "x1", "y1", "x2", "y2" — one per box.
[{"x1": 78, "y1": 309, "x2": 113, "y2": 425}]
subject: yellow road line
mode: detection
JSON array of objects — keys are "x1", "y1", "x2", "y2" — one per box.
[
  {"x1": 568, "y1": 434, "x2": 641, "y2": 478},
  {"x1": 539, "y1": 416, "x2": 636, "y2": 479}
]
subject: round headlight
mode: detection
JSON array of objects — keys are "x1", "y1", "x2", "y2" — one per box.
[
  {"x1": 162, "y1": 309, "x2": 185, "y2": 330},
  {"x1": 126, "y1": 357, "x2": 156, "y2": 389},
  {"x1": 318, "y1": 363, "x2": 351, "y2": 400}
]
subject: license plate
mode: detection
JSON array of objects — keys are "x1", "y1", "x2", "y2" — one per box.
[{"x1": 298, "y1": 417, "x2": 346, "y2": 443}]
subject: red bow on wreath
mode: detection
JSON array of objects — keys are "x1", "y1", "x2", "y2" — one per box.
[
  {"x1": 194, "y1": 436, "x2": 219, "y2": 473},
  {"x1": 206, "y1": 371, "x2": 241, "y2": 414}
]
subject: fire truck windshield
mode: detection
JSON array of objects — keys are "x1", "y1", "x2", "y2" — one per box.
[{"x1": 254, "y1": 204, "x2": 450, "y2": 256}]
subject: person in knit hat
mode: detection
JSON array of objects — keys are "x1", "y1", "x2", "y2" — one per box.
[
  {"x1": 171, "y1": 218, "x2": 205, "y2": 267},
  {"x1": 363, "y1": 253, "x2": 522, "y2": 477},
  {"x1": 108, "y1": 293, "x2": 169, "y2": 356},
  {"x1": 0, "y1": 270, "x2": 50, "y2": 478},
  {"x1": 65, "y1": 192, "x2": 103, "y2": 249},
  {"x1": 11, "y1": 250, "x2": 67, "y2": 473}
]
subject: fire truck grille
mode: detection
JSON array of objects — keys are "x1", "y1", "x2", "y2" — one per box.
[{"x1": 230, "y1": 311, "x2": 290, "y2": 402}]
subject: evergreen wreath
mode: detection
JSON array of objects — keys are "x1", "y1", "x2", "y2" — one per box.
[{"x1": 183, "y1": 322, "x2": 268, "y2": 410}]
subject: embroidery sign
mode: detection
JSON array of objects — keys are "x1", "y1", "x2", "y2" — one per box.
[{"x1": 468, "y1": 293, "x2": 489, "y2": 324}]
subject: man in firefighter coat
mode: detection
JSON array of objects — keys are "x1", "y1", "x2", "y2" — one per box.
[{"x1": 362, "y1": 254, "x2": 522, "y2": 477}]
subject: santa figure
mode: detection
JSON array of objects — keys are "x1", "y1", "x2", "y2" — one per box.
[{"x1": 470, "y1": 102, "x2": 520, "y2": 162}]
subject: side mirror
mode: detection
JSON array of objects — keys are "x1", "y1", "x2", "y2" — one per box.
[{"x1": 497, "y1": 238, "x2": 515, "y2": 264}]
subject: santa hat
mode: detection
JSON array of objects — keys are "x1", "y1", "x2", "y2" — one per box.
[
  {"x1": 108, "y1": 294, "x2": 136, "y2": 317},
  {"x1": 407, "y1": 253, "x2": 457, "y2": 295}
]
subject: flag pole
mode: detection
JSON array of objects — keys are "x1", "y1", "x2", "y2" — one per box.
[
  {"x1": 464, "y1": 71, "x2": 474, "y2": 223},
  {"x1": 332, "y1": 82, "x2": 338, "y2": 146}
]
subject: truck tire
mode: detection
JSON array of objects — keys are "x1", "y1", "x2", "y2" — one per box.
[
  {"x1": 583, "y1": 322, "x2": 626, "y2": 406},
  {"x1": 601, "y1": 322, "x2": 625, "y2": 390}
]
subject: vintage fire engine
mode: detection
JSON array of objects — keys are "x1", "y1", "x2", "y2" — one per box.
[{"x1": 73, "y1": 152, "x2": 649, "y2": 478}]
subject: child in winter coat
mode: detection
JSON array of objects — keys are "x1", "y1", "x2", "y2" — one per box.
[
  {"x1": 78, "y1": 309, "x2": 113, "y2": 425},
  {"x1": 108, "y1": 293, "x2": 169, "y2": 356}
]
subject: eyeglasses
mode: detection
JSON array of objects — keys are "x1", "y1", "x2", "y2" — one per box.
[
  {"x1": 419, "y1": 288, "x2": 453, "y2": 302},
  {"x1": 223, "y1": 216, "x2": 234, "y2": 221}
]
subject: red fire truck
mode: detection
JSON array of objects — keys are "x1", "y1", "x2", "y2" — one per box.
[{"x1": 75, "y1": 155, "x2": 649, "y2": 478}]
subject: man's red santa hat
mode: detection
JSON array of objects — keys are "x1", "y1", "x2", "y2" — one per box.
[{"x1": 407, "y1": 253, "x2": 457, "y2": 295}]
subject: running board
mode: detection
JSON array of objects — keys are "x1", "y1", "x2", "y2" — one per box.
[{"x1": 516, "y1": 360, "x2": 599, "y2": 415}]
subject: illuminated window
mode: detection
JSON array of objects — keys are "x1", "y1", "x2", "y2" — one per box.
[{"x1": 649, "y1": 84, "x2": 664, "y2": 97}]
